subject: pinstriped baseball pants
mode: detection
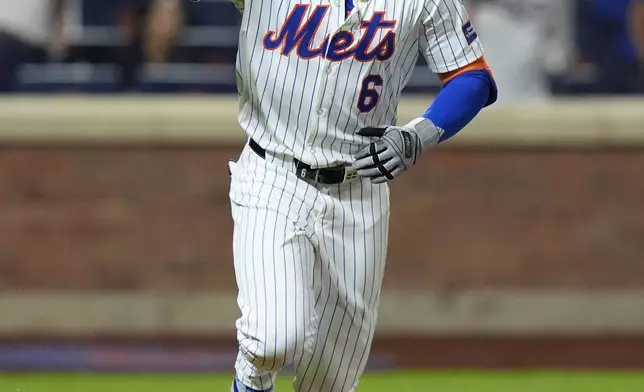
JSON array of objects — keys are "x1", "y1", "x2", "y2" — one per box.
[{"x1": 228, "y1": 144, "x2": 389, "y2": 392}]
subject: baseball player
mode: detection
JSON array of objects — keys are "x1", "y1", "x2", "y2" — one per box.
[{"x1": 226, "y1": 0, "x2": 497, "y2": 391}]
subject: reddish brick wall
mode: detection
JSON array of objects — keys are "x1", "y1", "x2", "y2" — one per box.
[{"x1": 1, "y1": 146, "x2": 643, "y2": 291}]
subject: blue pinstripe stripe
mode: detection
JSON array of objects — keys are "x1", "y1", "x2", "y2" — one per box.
[
  {"x1": 297, "y1": 187, "x2": 337, "y2": 391},
  {"x1": 274, "y1": 61, "x2": 295, "y2": 157},
  {"x1": 290, "y1": 59, "x2": 313, "y2": 153},
  {"x1": 321, "y1": 60, "x2": 347, "y2": 163},
  {"x1": 327, "y1": 58, "x2": 359, "y2": 155},
  {"x1": 301, "y1": 63, "x2": 324, "y2": 168},
  {"x1": 235, "y1": 150, "x2": 267, "y2": 387},
  {"x1": 349, "y1": 183, "x2": 384, "y2": 389},
  {"x1": 378, "y1": 36, "x2": 420, "y2": 125},
  {"x1": 441, "y1": 0, "x2": 471, "y2": 64},
  {"x1": 259, "y1": 210, "x2": 269, "y2": 388},
  {"x1": 290, "y1": 177, "x2": 316, "y2": 379},
  {"x1": 300, "y1": 183, "x2": 323, "y2": 392},
  {"x1": 309, "y1": 70, "x2": 331, "y2": 166},
  {"x1": 244, "y1": 0, "x2": 265, "y2": 141},
  {"x1": 420, "y1": 9, "x2": 440, "y2": 71},
  {"x1": 291, "y1": 234, "x2": 308, "y2": 374},
  {"x1": 454, "y1": 1, "x2": 484, "y2": 56},
  {"x1": 423, "y1": 4, "x2": 449, "y2": 71},
  {"x1": 317, "y1": 186, "x2": 354, "y2": 392},
  {"x1": 237, "y1": 185, "x2": 251, "y2": 366},
  {"x1": 248, "y1": 0, "x2": 278, "y2": 144},
  {"x1": 262, "y1": 0, "x2": 291, "y2": 155},
  {"x1": 282, "y1": 53, "x2": 301, "y2": 154},
  {"x1": 282, "y1": 0, "x2": 307, "y2": 155},
  {"x1": 270, "y1": 165, "x2": 288, "y2": 371},
  {"x1": 256, "y1": 157, "x2": 281, "y2": 388},
  {"x1": 449, "y1": 1, "x2": 476, "y2": 63},
  {"x1": 282, "y1": 173, "x2": 304, "y2": 365},
  {"x1": 431, "y1": 0, "x2": 461, "y2": 67},
  {"x1": 334, "y1": 61, "x2": 366, "y2": 156},
  {"x1": 376, "y1": 31, "x2": 418, "y2": 124},
  {"x1": 245, "y1": 155, "x2": 260, "y2": 371},
  {"x1": 350, "y1": 181, "x2": 372, "y2": 386},
  {"x1": 366, "y1": 0, "x2": 396, "y2": 127},
  {"x1": 327, "y1": 182, "x2": 363, "y2": 391},
  {"x1": 306, "y1": 4, "x2": 334, "y2": 167}
]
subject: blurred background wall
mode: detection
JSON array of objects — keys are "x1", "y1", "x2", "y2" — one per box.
[{"x1": 0, "y1": 0, "x2": 644, "y2": 373}]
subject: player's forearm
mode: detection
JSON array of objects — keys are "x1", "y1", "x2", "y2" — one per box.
[{"x1": 413, "y1": 69, "x2": 497, "y2": 148}]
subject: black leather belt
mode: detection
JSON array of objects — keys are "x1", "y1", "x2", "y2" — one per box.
[{"x1": 248, "y1": 139, "x2": 356, "y2": 185}]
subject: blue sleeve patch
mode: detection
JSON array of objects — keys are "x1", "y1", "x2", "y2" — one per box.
[{"x1": 462, "y1": 20, "x2": 478, "y2": 45}]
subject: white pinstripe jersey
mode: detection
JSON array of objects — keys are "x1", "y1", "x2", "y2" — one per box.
[{"x1": 235, "y1": 0, "x2": 484, "y2": 168}]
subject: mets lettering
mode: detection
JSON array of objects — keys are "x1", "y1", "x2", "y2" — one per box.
[{"x1": 264, "y1": 4, "x2": 397, "y2": 61}]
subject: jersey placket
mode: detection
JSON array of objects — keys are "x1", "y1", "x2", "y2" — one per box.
[{"x1": 307, "y1": 1, "x2": 364, "y2": 155}]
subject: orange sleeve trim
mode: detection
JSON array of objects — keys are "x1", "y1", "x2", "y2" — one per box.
[{"x1": 438, "y1": 57, "x2": 492, "y2": 84}]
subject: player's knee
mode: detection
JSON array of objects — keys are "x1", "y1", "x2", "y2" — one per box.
[
  {"x1": 240, "y1": 328, "x2": 315, "y2": 372},
  {"x1": 254, "y1": 342, "x2": 294, "y2": 372}
]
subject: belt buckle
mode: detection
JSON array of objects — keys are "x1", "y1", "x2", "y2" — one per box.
[{"x1": 343, "y1": 167, "x2": 357, "y2": 182}]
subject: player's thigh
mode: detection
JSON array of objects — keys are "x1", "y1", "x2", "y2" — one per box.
[
  {"x1": 230, "y1": 195, "x2": 318, "y2": 370},
  {"x1": 294, "y1": 181, "x2": 390, "y2": 391},
  {"x1": 321, "y1": 180, "x2": 390, "y2": 309}
]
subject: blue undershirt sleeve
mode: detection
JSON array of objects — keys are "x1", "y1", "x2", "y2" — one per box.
[{"x1": 422, "y1": 69, "x2": 498, "y2": 143}]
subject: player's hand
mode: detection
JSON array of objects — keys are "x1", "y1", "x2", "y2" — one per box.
[{"x1": 351, "y1": 118, "x2": 443, "y2": 184}]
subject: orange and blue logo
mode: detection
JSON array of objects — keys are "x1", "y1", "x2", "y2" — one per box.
[{"x1": 264, "y1": 4, "x2": 396, "y2": 62}]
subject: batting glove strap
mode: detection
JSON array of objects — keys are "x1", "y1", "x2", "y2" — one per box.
[{"x1": 405, "y1": 117, "x2": 444, "y2": 152}]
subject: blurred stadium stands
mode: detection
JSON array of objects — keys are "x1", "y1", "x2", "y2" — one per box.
[
  {"x1": 1, "y1": 0, "x2": 442, "y2": 94},
  {"x1": 2, "y1": 0, "x2": 640, "y2": 95}
]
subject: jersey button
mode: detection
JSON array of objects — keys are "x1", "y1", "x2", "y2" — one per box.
[{"x1": 317, "y1": 109, "x2": 326, "y2": 116}]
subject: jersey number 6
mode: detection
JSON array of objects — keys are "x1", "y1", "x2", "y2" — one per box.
[{"x1": 357, "y1": 75, "x2": 383, "y2": 113}]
